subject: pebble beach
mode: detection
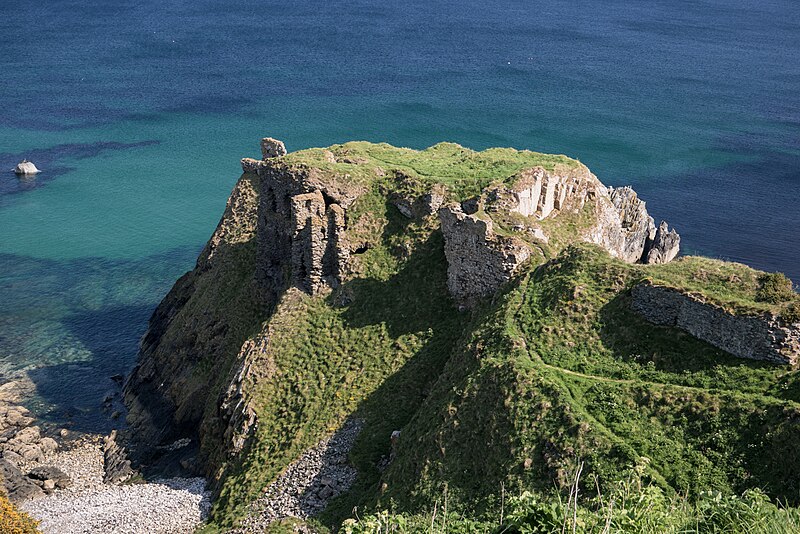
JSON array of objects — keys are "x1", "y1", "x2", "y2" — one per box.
[{"x1": 19, "y1": 440, "x2": 210, "y2": 534}]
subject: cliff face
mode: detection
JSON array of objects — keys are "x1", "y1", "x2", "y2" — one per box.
[
  {"x1": 123, "y1": 139, "x2": 799, "y2": 529},
  {"x1": 438, "y1": 164, "x2": 679, "y2": 305},
  {"x1": 123, "y1": 170, "x2": 266, "y2": 472},
  {"x1": 251, "y1": 158, "x2": 363, "y2": 298}
]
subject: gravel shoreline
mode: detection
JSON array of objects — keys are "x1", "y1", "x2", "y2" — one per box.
[{"x1": 19, "y1": 439, "x2": 211, "y2": 534}]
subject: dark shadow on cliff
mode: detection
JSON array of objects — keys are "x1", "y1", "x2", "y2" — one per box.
[
  {"x1": 335, "y1": 201, "x2": 453, "y2": 338},
  {"x1": 597, "y1": 290, "x2": 777, "y2": 384},
  {"x1": 306, "y1": 204, "x2": 485, "y2": 522},
  {"x1": 123, "y1": 234, "x2": 271, "y2": 480}
]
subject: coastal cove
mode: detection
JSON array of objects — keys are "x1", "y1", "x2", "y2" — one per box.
[{"x1": 1, "y1": 0, "x2": 800, "y2": 531}]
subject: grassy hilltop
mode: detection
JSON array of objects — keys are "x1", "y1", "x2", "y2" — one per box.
[{"x1": 126, "y1": 142, "x2": 800, "y2": 533}]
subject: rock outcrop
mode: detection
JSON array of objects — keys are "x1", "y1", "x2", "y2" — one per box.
[
  {"x1": 249, "y1": 158, "x2": 363, "y2": 297},
  {"x1": 631, "y1": 282, "x2": 800, "y2": 366},
  {"x1": 261, "y1": 138, "x2": 287, "y2": 160},
  {"x1": 125, "y1": 138, "x2": 369, "y2": 483},
  {"x1": 606, "y1": 186, "x2": 656, "y2": 263},
  {"x1": 643, "y1": 221, "x2": 681, "y2": 264},
  {"x1": 0, "y1": 376, "x2": 68, "y2": 501},
  {"x1": 123, "y1": 139, "x2": 685, "y2": 504},
  {"x1": 123, "y1": 171, "x2": 266, "y2": 474},
  {"x1": 390, "y1": 173, "x2": 447, "y2": 219},
  {"x1": 13, "y1": 160, "x2": 40, "y2": 175},
  {"x1": 439, "y1": 165, "x2": 679, "y2": 305}
]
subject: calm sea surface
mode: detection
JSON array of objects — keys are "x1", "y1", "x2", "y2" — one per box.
[{"x1": 1, "y1": 0, "x2": 799, "y2": 432}]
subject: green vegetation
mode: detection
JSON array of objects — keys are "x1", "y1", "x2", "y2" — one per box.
[
  {"x1": 0, "y1": 492, "x2": 40, "y2": 534},
  {"x1": 642, "y1": 256, "x2": 799, "y2": 319},
  {"x1": 280, "y1": 141, "x2": 581, "y2": 200},
  {"x1": 757, "y1": 272, "x2": 796, "y2": 304},
  {"x1": 207, "y1": 237, "x2": 799, "y2": 531},
  {"x1": 161, "y1": 143, "x2": 799, "y2": 532},
  {"x1": 375, "y1": 245, "x2": 799, "y2": 518},
  {"x1": 209, "y1": 192, "x2": 467, "y2": 529},
  {"x1": 342, "y1": 477, "x2": 800, "y2": 533}
]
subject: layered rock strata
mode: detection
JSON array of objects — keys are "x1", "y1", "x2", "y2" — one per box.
[
  {"x1": 439, "y1": 165, "x2": 679, "y2": 305},
  {"x1": 631, "y1": 282, "x2": 800, "y2": 366}
]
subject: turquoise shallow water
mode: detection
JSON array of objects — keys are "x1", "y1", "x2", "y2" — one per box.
[{"x1": 1, "y1": 0, "x2": 799, "y2": 432}]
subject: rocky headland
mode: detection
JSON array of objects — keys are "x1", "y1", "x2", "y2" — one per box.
[{"x1": 81, "y1": 139, "x2": 800, "y2": 531}]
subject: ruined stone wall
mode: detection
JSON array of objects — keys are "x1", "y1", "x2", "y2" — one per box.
[
  {"x1": 439, "y1": 205, "x2": 532, "y2": 306},
  {"x1": 631, "y1": 283, "x2": 799, "y2": 366},
  {"x1": 241, "y1": 156, "x2": 361, "y2": 299}
]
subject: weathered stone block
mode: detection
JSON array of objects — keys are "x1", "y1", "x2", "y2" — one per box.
[
  {"x1": 439, "y1": 204, "x2": 532, "y2": 306},
  {"x1": 261, "y1": 138, "x2": 287, "y2": 159}
]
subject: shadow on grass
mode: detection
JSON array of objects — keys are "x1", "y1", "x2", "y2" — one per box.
[{"x1": 597, "y1": 290, "x2": 781, "y2": 391}]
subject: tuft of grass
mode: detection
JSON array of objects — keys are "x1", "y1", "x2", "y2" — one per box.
[
  {"x1": 342, "y1": 469, "x2": 800, "y2": 533},
  {"x1": 640, "y1": 256, "x2": 798, "y2": 316},
  {"x1": 757, "y1": 272, "x2": 796, "y2": 304},
  {"x1": 783, "y1": 300, "x2": 800, "y2": 324}
]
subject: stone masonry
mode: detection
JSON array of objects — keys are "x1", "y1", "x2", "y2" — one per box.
[
  {"x1": 241, "y1": 140, "x2": 362, "y2": 298},
  {"x1": 438, "y1": 205, "x2": 533, "y2": 307},
  {"x1": 631, "y1": 283, "x2": 799, "y2": 366}
]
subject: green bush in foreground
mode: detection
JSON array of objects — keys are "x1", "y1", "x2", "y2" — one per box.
[
  {"x1": 0, "y1": 492, "x2": 40, "y2": 534},
  {"x1": 342, "y1": 468, "x2": 800, "y2": 533}
]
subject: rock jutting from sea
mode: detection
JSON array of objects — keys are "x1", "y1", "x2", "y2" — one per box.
[{"x1": 13, "y1": 160, "x2": 41, "y2": 175}]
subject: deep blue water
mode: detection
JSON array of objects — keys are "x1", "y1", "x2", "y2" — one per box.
[{"x1": 1, "y1": 0, "x2": 799, "y2": 433}]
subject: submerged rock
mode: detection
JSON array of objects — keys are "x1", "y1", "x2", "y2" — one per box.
[{"x1": 13, "y1": 160, "x2": 40, "y2": 175}]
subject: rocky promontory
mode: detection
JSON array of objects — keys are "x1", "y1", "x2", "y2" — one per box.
[
  {"x1": 124, "y1": 140, "x2": 682, "y2": 478},
  {"x1": 121, "y1": 139, "x2": 799, "y2": 531}
]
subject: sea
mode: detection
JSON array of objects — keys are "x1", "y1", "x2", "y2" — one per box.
[{"x1": 1, "y1": 0, "x2": 799, "y2": 434}]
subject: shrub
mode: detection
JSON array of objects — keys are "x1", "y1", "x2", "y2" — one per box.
[
  {"x1": 504, "y1": 492, "x2": 568, "y2": 533},
  {"x1": 756, "y1": 272, "x2": 796, "y2": 304},
  {"x1": 0, "y1": 492, "x2": 40, "y2": 534},
  {"x1": 782, "y1": 300, "x2": 800, "y2": 324}
]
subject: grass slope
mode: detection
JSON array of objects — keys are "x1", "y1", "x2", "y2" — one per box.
[
  {"x1": 378, "y1": 245, "x2": 800, "y2": 520},
  {"x1": 281, "y1": 141, "x2": 581, "y2": 200},
  {"x1": 174, "y1": 144, "x2": 799, "y2": 531}
]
